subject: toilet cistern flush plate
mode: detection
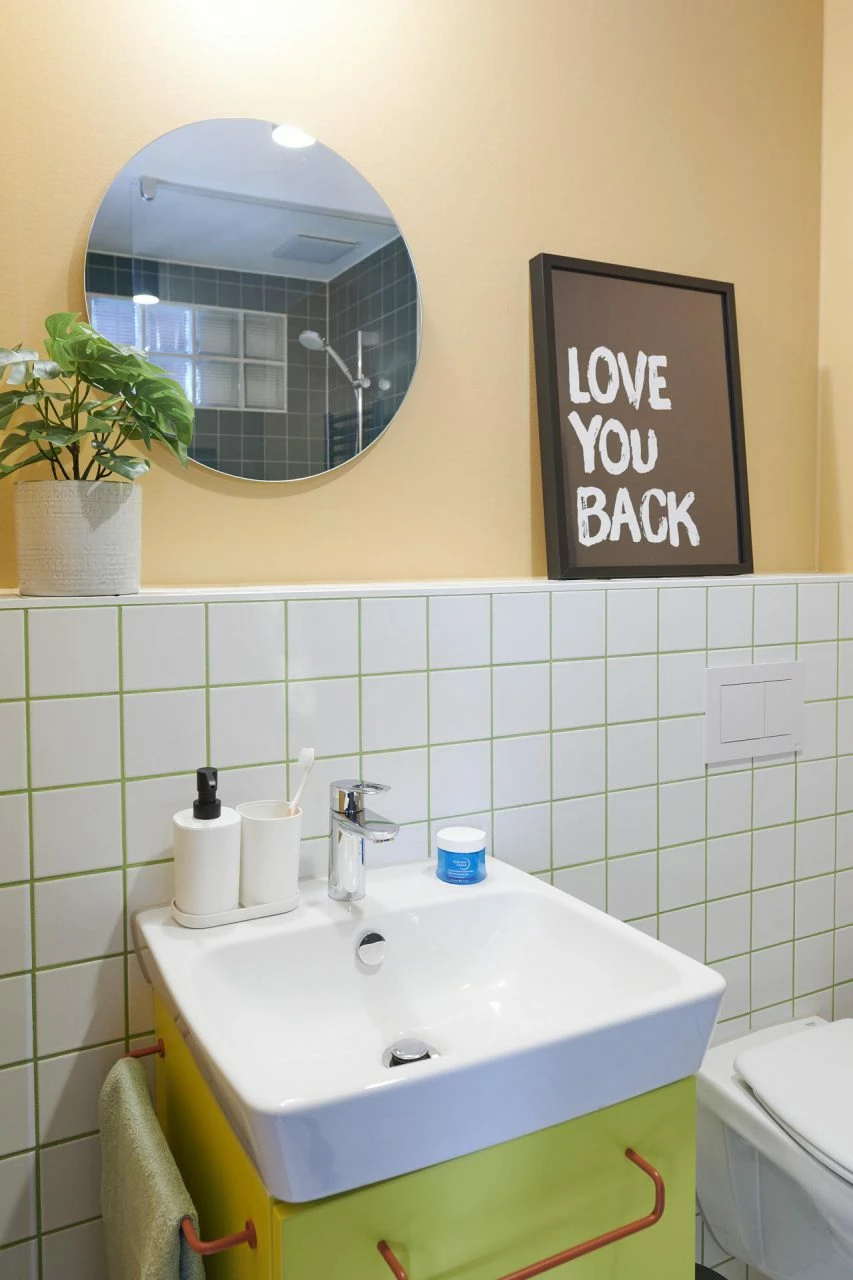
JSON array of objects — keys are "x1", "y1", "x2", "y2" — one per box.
[{"x1": 134, "y1": 859, "x2": 724, "y2": 1202}]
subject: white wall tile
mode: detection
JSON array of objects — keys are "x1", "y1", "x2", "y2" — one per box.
[
  {"x1": 838, "y1": 700, "x2": 853, "y2": 754},
  {"x1": 840, "y1": 812, "x2": 853, "y2": 870},
  {"x1": 30, "y1": 697, "x2": 119, "y2": 789},
  {"x1": 552, "y1": 795, "x2": 606, "y2": 866},
  {"x1": 708, "y1": 586, "x2": 753, "y2": 649},
  {"x1": 607, "y1": 721, "x2": 657, "y2": 790},
  {"x1": 362, "y1": 673, "x2": 427, "y2": 751},
  {"x1": 707, "y1": 833, "x2": 751, "y2": 899},
  {"x1": 38, "y1": 1042, "x2": 124, "y2": 1144},
  {"x1": 802, "y1": 699, "x2": 837, "y2": 760},
  {"x1": 660, "y1": 779, "x2": 706, "y2": 848},
  {"x1": 660, "y1": 904, "x2": 705, "y2": 961},
  {"x1": 839, "y1": 755, "x2": 853, "y2": 812},
  {"x1": 373, "y1": 822, "x2": 428, "y2": 867},
  {"x1": 802, "y1": 641, "x2": 839, "y2": 701},
  {"x1": 553, "y1": 861, "x2": 606, "y2": 911},
  {"x1": 751, "y1": 942, "x2": 793, "y2": 1008},
  {"x1": 551, "y1": 590, "x2": 605, "y2": 660},
  {"x1": 658, "y1": 716, "x2": 704, "y2": 782},
  {"x1": 752, "y1": 883, "x2": 794, "y2": 949},
  {"x1": 840, "y1": 583, "x2": 853, "y2": 639},
  {"x1": 210, "y1": 683, "x2": 285, "y2": 766},
  {"x1": 429, "y1": 667, "x2": 491, "y2": 744},
  {"x1": 798, "y1": 582, "x2": 838, "y2": 642},
  {"x1": 659, "y1": 588, "x2": 705, "y2": 652},
  {"x1": 607, "y1": 786, "x2": 657, "y2": 856},
  {"x1": 608, "y1": 851, "x2": 657, "y2": 920},
  {"x1": 0, "y1": 611, "x2": 25, "y2": 700},
  {"x1": 0, "y1": 886, "x2": 30, "y2": 977},
  {"x1": 428, "y1": 595, "x2": 490, "y2": 669},
  {"x1": 493, "y1": 804, "x2": 551, "y2": 874},
  {"x1": 36, "y1": 957, "x2": 125, "y2": 1056},
  {"x1": 658, "y1": 651, "x2": 706, "y2": 717},
  {"x1": 708, "y1": 771, "x2": 752, "y2": 837},
  {"x1": 797, "y1": 758, "x2": 837, "y2": 821},
  {"x1": 287, "y1": 678, "x2": 359, "y2": 759},
  {"x1": 121, "y1": 604, "x2": 205, "y2": 691},
  {"x1": 0, "y1": 1063, "x2": 34, "y2": 1156},
  {"x1": 714, "y1": 955, "x2": 750, "y2": 1019},
  {"x1": 41, "y1": 1217, "x2": 106, "y2": 1280},
  {"x1": 32, "y1": 784, "x2": 122, "y2": 877},
  {"x1": 127, "y1": 954, "x2": 153, "y2": 1036},
  {"x1": 552, "y1": 660, "x2": 605, "y2": 729},
  {"x1": 493, "y1": 664, "x2": 550, "y2": 737},
  {"x1": 752, "y1": 824, "x2": 794, "y2": 888},
  {"x1": 753, "y1": 764, "x2": 795, "y2": 828},
  {"x1": 125, "y1": 863, "x2": 173, "y2": 940},
  {"x1": 707, "y1": 895, "x2": 751, "y2": 961},
  {"x1": 124, "y1": 773, "x2": 193, "y2": 864},
  {"x1": 796, "y1": 875, "x2": 835, "y2": 937},
  {"x1": 40, "y1": 1132, "x2": 100, "y2": 1231},
  {"x1": 607, "y1": 589, "x2": 657, "y2": 655},
  {"x1": 553, "y1": 727, "x2": 605, "y2": 799},
  {"x1": 28, "y1": 609, "x2": 118, "y2": 697},
  {"x1": 836, "y1": 927, "x2": 853, "y2": 983},
  {"x1": 361, "y1": 749, "x2": 428, "y2": 824},
  {"x1": 220, "y1": 764, "x2": 288, "y2": 811},
  {"x1": 208, "y1": 602, "x2": 285, "y2": 684},
  {"x1": 797, "y1": 816, "x2": 836, "y2": 876},
  {"x1": 492, "y1": 593, "x2": 549, "y2": 665},
  {"x1": 429, "y1": 741, "x2": 491, "y2": 818},
  {"x1": 361, "y1": 597, "x2": 426, "y2": 674},
  {"x1": 0, "y1": 703, "x2": 27, "y2": 793},
  {"x1": 795, "y1": 989, "x2": 834, "y2": 1021},
  {"x1": 35, "y1": 872, "x2": 123, "y2": 968},
  {"x1": 0, "y1": 975, "x2": 33, "y2": 1066},
  {"x1": 493, "y1": 734, "x2": 550, "y2": 808},
  {"x1": 607, "y1": 655, "x2": 657, "y2": 723},
  {"x1": 0, "y1": 1237, "x2": 37, "y2": 1279},
  {"x1": 287, "y1": 599, "x2": 358, "y2": 679},
  {"x1": 0, "y1": 794, "x2": 29, "y2": 886},
  {"x1": 754, "y1": 585, "x2": 796, "y2": 646},
  {"x1": 795, "y1": 933, "x2": 834, "y2": 996},
  {"x1": 285, "y1": 755, "x2": 356, "y2": 840},
  {"x1": 754, "y1": 643, "x2": 797, "y2": 666},
  {"x1": 0, "y1": 1150, "x2": 36, "y2": 1246},
  {"x1": 659, "y1": 842, "x2": 705, "y2": 911},
  {"x1": 122, "y1": 689, "x2": 205, "y2": 778}
]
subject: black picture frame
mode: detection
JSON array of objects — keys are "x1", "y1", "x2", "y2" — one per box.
[{"x1": 530, "y1": 253, "x2": 753, "y2": 579}]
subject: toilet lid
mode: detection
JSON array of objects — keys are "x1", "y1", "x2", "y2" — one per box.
[{"x1": 735, "y1": 1019, "x2": 853, "y2": 1185}]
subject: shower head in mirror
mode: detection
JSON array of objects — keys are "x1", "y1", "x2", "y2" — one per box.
[{"x1": 298, "y1": 330, "x2": 326, "y2": 352}]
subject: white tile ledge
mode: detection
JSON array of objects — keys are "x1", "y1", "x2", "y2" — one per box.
[{"x1": 0, "y1": 573, "x2": 845, "y2": 608}]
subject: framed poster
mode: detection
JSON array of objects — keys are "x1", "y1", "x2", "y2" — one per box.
[{"x1": 530, "y1": 254, "x2": 752, "y2": 579}]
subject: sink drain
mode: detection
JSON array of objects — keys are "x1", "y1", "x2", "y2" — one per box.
[{"x1": 382, "y1": 1038, "x2": 437, "y2": 1068}]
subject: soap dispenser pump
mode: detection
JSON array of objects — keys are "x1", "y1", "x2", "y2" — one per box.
[{"x1": 173, "y1": 766, "x2": 241, "y2": 918}]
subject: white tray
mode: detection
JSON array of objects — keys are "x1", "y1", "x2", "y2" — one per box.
[{"x1": 170, "y1": 893, "x2": 300, "y2": 929}]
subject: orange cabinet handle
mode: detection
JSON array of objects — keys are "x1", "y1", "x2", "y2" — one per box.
[
  {"x1": 181, "y1": 1215, "x2": 257, "y2": 1256},
  {"x1": 377, "y1": 1147, "x2": 664, "y2": 1280}
]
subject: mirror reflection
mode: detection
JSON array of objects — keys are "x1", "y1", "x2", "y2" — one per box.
[{"x1": 85, "y1": 118, "x2": 420, "y2": 481}]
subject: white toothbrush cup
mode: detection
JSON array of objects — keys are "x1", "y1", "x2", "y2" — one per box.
[{"x1": 237, "y1": 802, "x2": 302, "y2": 907}]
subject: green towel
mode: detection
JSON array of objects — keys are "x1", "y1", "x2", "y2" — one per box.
[{"x1": 99, "y1": 1057, "x2": 205, "y2": 1280}]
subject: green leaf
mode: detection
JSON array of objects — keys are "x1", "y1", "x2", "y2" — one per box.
[
  {"x1": 0, "y1": 347, "x2": 37, "y2": 367},
  {"x1": 29, "y1": 426, "x2": 98, "y2": 445},
  {"x1": 94, "y1": 453, "x2": 150, "y2": 480},
  {"x1": 32, "y1": 360, "x2": 60, "y2": 380}
]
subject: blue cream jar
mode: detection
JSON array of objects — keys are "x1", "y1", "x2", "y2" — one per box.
[{"x1": 436, "y1": 826, "x2": 487, "y2": 885}]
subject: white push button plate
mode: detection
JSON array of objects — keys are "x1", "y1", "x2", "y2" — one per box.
[{"x1": 705, "y1": 662, "x2": 804, "y2": 764}]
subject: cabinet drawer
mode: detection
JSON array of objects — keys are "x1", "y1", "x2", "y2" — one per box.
[{"x1": 274, "y1": 1078, "x2": 695, "y2": 1280}]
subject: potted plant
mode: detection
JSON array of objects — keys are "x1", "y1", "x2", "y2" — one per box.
[{"x1": 0, "y1": 311, "x2": 194, "y2": 596}]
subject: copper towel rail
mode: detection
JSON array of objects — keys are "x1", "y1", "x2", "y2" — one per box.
[
  {"x1": 122, "y1": 1040, "x2": 258, "y2": 1256},
  {"x1": 377, "y1": 1147, "x2": 665, "y2": 1280}
]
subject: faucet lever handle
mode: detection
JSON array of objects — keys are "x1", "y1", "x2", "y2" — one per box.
[{"x1": 330, "y1": 779, "x2": 390, "y2": 818}]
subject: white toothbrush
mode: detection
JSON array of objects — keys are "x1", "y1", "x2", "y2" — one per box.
[{"x1": 288, "y1": 747, "x2": 315, "y2": 815}]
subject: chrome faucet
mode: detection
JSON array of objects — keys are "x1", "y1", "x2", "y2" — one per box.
[{"x1": 328, "y1": 780, "x2": 399, "y2": 902}]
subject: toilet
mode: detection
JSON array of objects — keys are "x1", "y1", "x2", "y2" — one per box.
[{"x1": 697, "y1": 1017, "x2": 853, "y2": 1280}]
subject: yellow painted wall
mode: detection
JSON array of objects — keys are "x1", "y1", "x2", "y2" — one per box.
[
  {"x1": 818, "y1": 0, "x2": 853, "y2": 570},
  {"x1": 0, "y1": 0, "x2": 823, "y2": 586}
]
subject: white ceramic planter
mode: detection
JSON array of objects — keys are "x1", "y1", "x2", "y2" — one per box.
[{"x1": 14, "y1": 480, "x2": 142, "y2": 597}]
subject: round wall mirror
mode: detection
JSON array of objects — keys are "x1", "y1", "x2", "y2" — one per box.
[{"x1": 85, "y1": 118, "x2": 421, "y2": 482}]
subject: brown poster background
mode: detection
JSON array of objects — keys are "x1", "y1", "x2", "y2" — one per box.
[{"x1": 550, "y1": 268, "x2": 741, "y2": 568}]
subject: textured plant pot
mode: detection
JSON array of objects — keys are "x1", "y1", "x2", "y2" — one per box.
[{"x1": 14, "y1": 480, "x2": 142, "y2": 597}]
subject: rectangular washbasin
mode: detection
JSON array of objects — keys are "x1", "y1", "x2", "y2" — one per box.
[{"x1": 134, "y1": 859, "x2": 724, "y2": 1201}]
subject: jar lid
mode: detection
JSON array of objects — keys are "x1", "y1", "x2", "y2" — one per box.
[{"x1": 436, "y1": 826, "x2": 486, "y2": 854}]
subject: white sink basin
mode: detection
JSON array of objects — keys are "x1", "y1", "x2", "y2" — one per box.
[{"x1": 134, "y1": 859, "x2": 724, "y2": 1201}]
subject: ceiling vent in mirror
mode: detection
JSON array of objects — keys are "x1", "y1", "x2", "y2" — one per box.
[{"x1": 272, "y1": 234, "x2": 358, "y2": 264}]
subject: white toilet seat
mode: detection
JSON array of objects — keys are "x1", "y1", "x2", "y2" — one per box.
[{"x1": 734, "y1": 1019, "x2": 853, "y2": 1188}]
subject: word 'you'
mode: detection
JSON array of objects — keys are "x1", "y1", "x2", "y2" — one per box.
[{"x1": 567, "y1": 345, "x2": 699, "y2": 548}]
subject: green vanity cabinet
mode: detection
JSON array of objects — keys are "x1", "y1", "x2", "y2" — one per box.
[{"x1": 155, "y1": 997, "x2": 696, "y2": 1280}]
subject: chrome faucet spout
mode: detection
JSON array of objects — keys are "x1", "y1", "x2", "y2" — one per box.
[{"x1": 328, "y1": 781, "x2": 399, "y2": 902}]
